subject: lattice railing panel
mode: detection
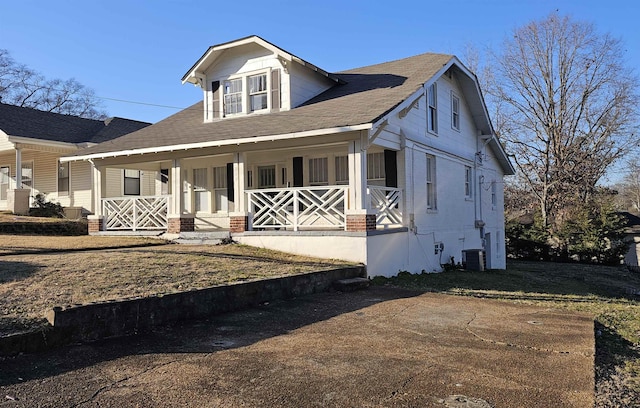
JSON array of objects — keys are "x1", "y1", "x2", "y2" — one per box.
[
  {"x1": 369, "y1": 186, "x2": 403, "y2": 226},
  {"x1": 247, "y1": 186, "x2": 348, "y2": 231},
  {"x1": 103, "y1": 196, "x2": 169, "y2": 231}
]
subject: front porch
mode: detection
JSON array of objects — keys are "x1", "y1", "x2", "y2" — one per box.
[{"x1": 92, "y1": 184, "x2": 403, "y2": 234}]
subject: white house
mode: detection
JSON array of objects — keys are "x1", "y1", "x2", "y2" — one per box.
[
  {"x1": 0, "y1": 103, "x2": 151, "y2": 216},
  {"x1": 63, "y1": 35, "x2": 514, "y2": 277}
]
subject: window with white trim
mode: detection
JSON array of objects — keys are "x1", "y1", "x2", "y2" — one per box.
[
  {"x1": 58, "y1": 161, "x2": 69, "y2": 196},
  {"x1": 491, "y1": 181, "x2": 497, "y2": 208},
  {"x1": 258, "y1": 165, "x2": 276, "y2": 188},
  {"x1": 0, "y1": 166, "x2": 9, "y2": 200},
  {"x1": 193, "y1": 168, "x2": 208, "y2": 212},
  {"x1": 464, "y1": 166, "x2": 472, "y2": 198},
  {"x1": 224, "y1": 78, "x2": 243, "y2": 115},
  {"x1": 428, "y1": 83, "x2": 438, "y2": 133},
  {"x1": 367, "y1": 152, "x2": 385, "y2": 186},
  {"x1": 213, "y1": 166, "x2": 228, "y2": 212},
  {"x1": 426, "y1": 155, "x2": 436, "y2": 210},
  {"x1": 308, "y1": 157, "x2": 328, "y2": 186},
  {"x1": 249, "y1": 73, "x2": 268, "y2": 112},
  {"x1": 21, "y1": 162, "x2": 33, "y2": 190},
  {"x1": 335, "y1": 156, "x2": 348, "y2": 185},
  {"x1": 123, "y1": 169, "x2": 140, "y2": 196},
  {"x1": 160, "y1": 169, "x2": 169, "y2": 195},
  {"x1": 451, "y1": 93, "x2": 460, "y2": 131}
]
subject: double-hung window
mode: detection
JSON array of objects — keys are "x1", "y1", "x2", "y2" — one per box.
[
  {"x1": 428, "y1": 83, "x2": 438, "y2": 134},
  {"x1": 193, "y1": 168, "x2": 208, "y2": 212},
  {"x1": 308, "y1": 157, "x2": 328, "y2": 186},
  {"x1": 491, "y1": 181, "x2": 497, "y2": 208},
  {"x1": 123, "y1": 169, "x2": 141, "y2": 195},
  {"x1": 367, "y1": 152, "x2": 386, "y2": 186},
  {"x1": 335, "y1": 156, "x2": 349, "y2": 185},
  {"x1": 426, "y1": 155, "x2": 436, "y2": 210},
  {"x1": 451, "y1": 93, "x2": 460, "y2": 131},
  {"x1": 224, "y1": 78, "x2": 243, "y2": 115},
  {"x1": 464, "y1": 166, "x2": 472, "y2": 199},
  {"x1": 58, "y1": 161, "x2": 69, "y2": 196},
  {"x1": 249, "y1": 73, "x2": 268, "y2": 112},
  {"x1": 0, "y1": 166, "x2": 9, "y2": 200},
  {"x1": 213, "y1": 166, "x2": 228, "y2": 212}
]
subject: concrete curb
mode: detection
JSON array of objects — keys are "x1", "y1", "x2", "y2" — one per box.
[{"x1": 0, "y1": 266, "x2": 365, "y2": 356}]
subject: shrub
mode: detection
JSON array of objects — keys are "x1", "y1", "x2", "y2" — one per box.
[{"x1": 28, "y1": 193, "x2": 65, "y2": 218}]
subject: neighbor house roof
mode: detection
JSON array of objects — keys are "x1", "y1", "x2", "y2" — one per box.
[
  {"x1": 65, "y1": 52, "x2": 455, "y2": 158},
  {"x1": 0, "y1": 103, "x2": 150, "y2": 145}
]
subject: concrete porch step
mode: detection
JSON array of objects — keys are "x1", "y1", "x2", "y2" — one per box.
[
  {"x1": 173, "y1": 231, "x2": 231, "y2": 245},
  {"x1": 333, "y1": 277, "x2": 370, "y2": 292}
]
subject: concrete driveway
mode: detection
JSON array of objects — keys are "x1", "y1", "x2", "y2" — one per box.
[{"x1": 0, "y1": 287, "x2": 594, "y2": 407}]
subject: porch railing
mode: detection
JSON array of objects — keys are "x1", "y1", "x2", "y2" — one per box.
[
  {"x1": 247, "y1": 186, "x2": 348, "y2": 231},
  {"x1": 103, "y1": 195, "x2": 170, "y2": 231},
  {"x1": 368, "y1": 186, "x2": 403, "y2": 227}
]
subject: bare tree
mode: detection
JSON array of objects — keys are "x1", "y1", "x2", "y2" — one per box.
[
  {"x1": 0, "y1": 49, "x2": 107, "y2": 119},
  {"x1": 612, "y1": 159, "x2": 640, "y2": 212},
  {"x1": 485, "y1": 13, "x2": 639, "y2": 231}
]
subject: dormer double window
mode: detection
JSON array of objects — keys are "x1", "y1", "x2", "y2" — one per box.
[{"x1": 213, "y1": 69, "x2": 280, "y2": 119}]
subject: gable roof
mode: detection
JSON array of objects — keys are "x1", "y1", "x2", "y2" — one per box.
[
  {"x1": 0, "y1": 103, "x2": 150, "y2": 145},
  {"x1": 66, "y1": 52, "x2": 455, "y2": 158},
  {"x1": 182, "y1": 35, "x2": 343, "y2": 86}
]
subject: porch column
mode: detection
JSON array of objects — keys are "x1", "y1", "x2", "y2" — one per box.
[
  {"x1": 167, "y1": 158, "x2": 194, "y2": 233},
  {"x1": 230, "y1": 152, "x2": 249, "y2": 233},
  {"x1": 87, "y1": 161, "x2": 104, "y2": 233},
  {"x1": 346, "y1": 138, "x2": 376, "y2": 232},
  {"x1": 15, "y1": 147, "x2": 22, "y2": 189},
  {"x1": 7, "y1": 147, "x2": 29, "y2": 215}
]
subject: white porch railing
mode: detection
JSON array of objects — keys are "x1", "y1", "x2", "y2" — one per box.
[
  {"x1": 103, "y1": 195, "x2": 170, "y2": 231},
  {"x1": 247, "y1": 186, "x2": 348, "y2": 231},
  {"x1": 368, "y1": 186, "x2": 403, "y2": 227}
]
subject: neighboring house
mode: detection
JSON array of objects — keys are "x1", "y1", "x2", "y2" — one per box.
[
  {"x1": 620, "y1": 211, "x2": 640, "y2": 272},
  {"x1": 0, "y1": 103, "x2": 151, "y2": 216},
  {"x1": 63, "y1": 35, "x2": 515, "y2": 277}
]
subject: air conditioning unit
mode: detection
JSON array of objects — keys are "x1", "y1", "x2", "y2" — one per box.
[{"x1": 462, "y1": 249, "x2": 485, "y2": 271}]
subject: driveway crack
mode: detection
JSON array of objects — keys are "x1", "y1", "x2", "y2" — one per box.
[
  {"x1": 69, "y1": 358, "x2": 181, "y2": 407},
  {"x1": 464, "y1": 313, "x2": 592, "y2": 357}
]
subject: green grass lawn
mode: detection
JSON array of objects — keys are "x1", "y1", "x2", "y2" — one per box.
[{"x1": 372, "y1": 260, "x2": 640, "y2": 405}]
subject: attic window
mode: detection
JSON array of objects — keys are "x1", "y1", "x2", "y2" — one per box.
[
  {"x1": 249, "y1": 74, "x2": 268, "y2": 112},
  {"x1": 224, "y1": 79, "x2": 243, "y2": 115}
]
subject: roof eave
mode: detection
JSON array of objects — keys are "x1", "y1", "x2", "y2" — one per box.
[{"x1": 62, "y1": 123, "x2": 373, "y2": 162}]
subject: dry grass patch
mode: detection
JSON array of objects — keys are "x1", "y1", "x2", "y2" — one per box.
[
  {"x1": 0, "y1": 243, "x2": 353, "y2": 336},
  {"x1": 0, "y1": 234, "x2": 165, "y2": 255}
]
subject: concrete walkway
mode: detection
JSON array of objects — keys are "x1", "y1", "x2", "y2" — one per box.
[{"x1": 0, "y1": 287, "x2": 594, "y2": 407}]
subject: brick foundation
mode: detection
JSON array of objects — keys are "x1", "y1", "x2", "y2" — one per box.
[
  {"x1": 167, "y1": 216, "x2": 195, "y2": 234},
  {"x1": 88, "y1": 217, "x2": 103, "y2": 234},
  {"x1": 230, "y1": 216, "x2": 249, "y2": 233},
  {"x1": 346, "y1": 214, "x2": 377, "y2": 232}
]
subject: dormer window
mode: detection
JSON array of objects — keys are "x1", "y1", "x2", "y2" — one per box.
[
  {"x1": 249, "y1": 74, "x2": 268, "y2": 112},
  {"x1": 224, "y1": 79, "x2": 243, "y2": 115},
  {"x1": 211, "y1": 69, "x2": 281, "y2": 120}
]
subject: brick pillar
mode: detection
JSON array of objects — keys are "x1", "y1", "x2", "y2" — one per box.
[
  {"x1": 230, "y1": 215, "x2": 248, "y2": 233},
  {"x1": 346, "y1": 214, "x2": 377, "y2": 232},
  {"x1": 87, "y1": 215, "x2": 104, "y2": 234},
  {"x1": 167, "y1": 215, "x2": 195, "y2": 234}
]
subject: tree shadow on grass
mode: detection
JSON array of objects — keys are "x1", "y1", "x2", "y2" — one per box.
[
  {"x1": 0, "y1": 260, "x2": 40, "y2": 283},
  {"x1": 376, "y1": 260, "x2": 640, "y2": 302},
  {"x1": 594, "y1": 321, "x2": 640, "y2": 406}
]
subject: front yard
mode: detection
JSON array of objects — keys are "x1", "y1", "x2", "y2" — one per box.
[
  {"x1": 373, "y1": 261, "x2": 640, "y2": 407},
  {"x1": 0, "y1": 235, "x2": 352, "y2": 336}
]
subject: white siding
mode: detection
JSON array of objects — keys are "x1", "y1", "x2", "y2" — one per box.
[{"x1": 288, "y1": 62, "x2": 335, "y2": 108}]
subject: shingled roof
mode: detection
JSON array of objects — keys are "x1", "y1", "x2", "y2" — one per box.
[
  {"x1": 0, "y1": 103, "x2": 150, "y2": 145},
  {"x1": 66, "y1": 52, "x2": 454, "y2": 158}
]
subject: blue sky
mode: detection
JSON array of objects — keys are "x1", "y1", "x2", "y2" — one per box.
[{"x1": 0, "y1": 0, "x2": 638, "y2": 125}]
